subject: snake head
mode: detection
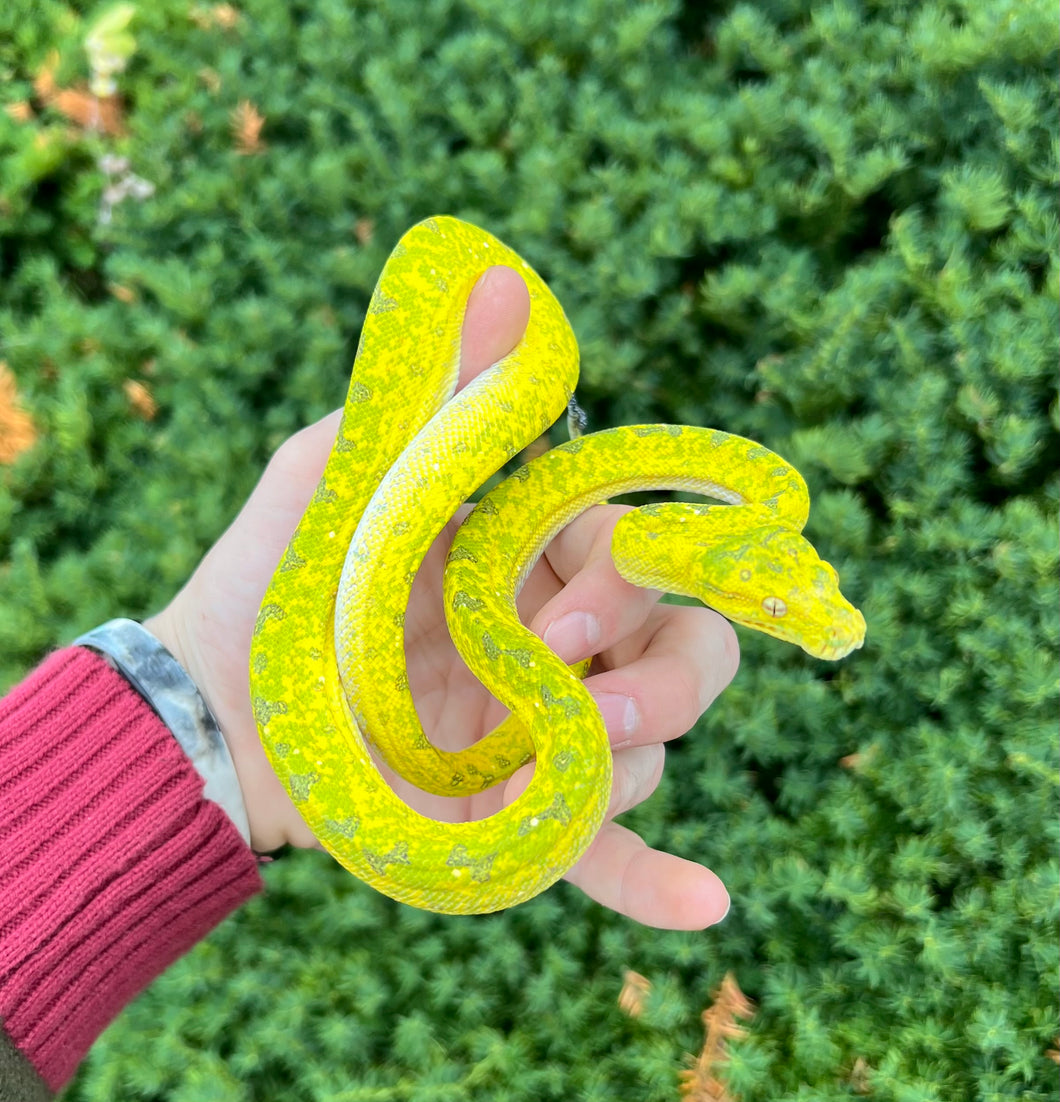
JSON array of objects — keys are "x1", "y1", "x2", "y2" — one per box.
[{"x1": 612, "y1": 502, "x2": 866, "y2": 661}]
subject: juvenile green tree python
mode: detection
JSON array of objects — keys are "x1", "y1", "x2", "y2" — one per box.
[{"x1": 249, "y1": 216, "x2": 866, "y2": 915}]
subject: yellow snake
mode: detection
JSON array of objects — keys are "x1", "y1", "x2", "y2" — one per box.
[{"x1": 249, "y1": 216, "x2": 866, "y2": 915}]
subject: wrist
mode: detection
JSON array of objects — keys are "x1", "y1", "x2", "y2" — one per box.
[
  {"x1": 142, "y1": 603, "x2": 320, "y2": 854},
  {"x1": 75, "y1": 617, "x2": 252, "y2": 848}
]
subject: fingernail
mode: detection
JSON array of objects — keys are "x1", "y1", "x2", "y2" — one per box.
[
  {"x1": 469, "y1": 266, "x2": 498, "y2": 298},
  {"x1": 713, "y1": 894, "x2": 731, "y2": 926},
  {"x1": 543, "y1": 612, "x2": 601, "y2": 663},
  {"x1": 591, "y1": 692, "x2": 639, "y2": 741}
]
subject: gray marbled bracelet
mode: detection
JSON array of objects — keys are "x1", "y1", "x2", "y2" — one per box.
[{"x1": 74, "y1": 618, "x2": 252, "y2": 847}]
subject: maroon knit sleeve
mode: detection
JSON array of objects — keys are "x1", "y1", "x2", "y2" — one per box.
[{"x1": 0, "y1": 646, "x2": 263, "y2": 1091}]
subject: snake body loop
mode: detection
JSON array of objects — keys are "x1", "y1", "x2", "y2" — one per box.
[{"x1": 249, "y1": 216, "x2": 865, "y2": 915}]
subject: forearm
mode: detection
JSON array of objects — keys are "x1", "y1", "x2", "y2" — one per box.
[{"x1": 0, "y1": 647, "x2": 262, "y2": 1094}]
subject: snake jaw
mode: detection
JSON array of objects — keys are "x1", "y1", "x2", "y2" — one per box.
[{"x1": 798, "y1": 605, "x2": 867, "y2": 660}]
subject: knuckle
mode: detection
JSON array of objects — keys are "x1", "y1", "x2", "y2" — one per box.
[
  {"x1": 264, "y1": 432, "x2": 304, "y2": 482},
  {"x1": 610, "y1": 744, "x2": 664, "y2": 818},
  {"x1": 677, "y1": 665, "x2": 711, "y2": 729}
]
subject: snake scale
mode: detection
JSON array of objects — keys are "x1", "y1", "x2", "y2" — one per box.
[{"x1": 249, "y1": 216, "x2": 866, "y2": 915}]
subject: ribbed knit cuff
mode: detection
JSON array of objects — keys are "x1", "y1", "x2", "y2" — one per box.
[{"x1": 0, "y1": 647, "x2": 264, "y2": 1091}]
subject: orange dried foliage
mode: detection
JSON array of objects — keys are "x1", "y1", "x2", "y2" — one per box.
[
  {"x1": 198, "y1": 67, "x2": 222, "y2": 93},
  {"x1": 33, "y1": 51, "x2": 125, "y2": 135},
  {"x1": 123, "y1": 379, "x2": 158, "y2": 420},
  {"x1": 679, "y1": 974, "x2": 755, "y2": 1102},
  {"x1": 231, "y1": 100, "x2": 266, "y2": 154},
  {"x1": 5, "y1": 101, "x2": 35, "y2": 123},
  {"x1": 618, "y1": 970, "x2": 652, "y2": 1018},
  {"x1": 109, "y1": 283, "x2": 137, "y2": 304},
  {"x1": 33, "y1": 53, "x2": 59, "y2": 102},
  {"x1": 849, "y1": 1056, "x2": 873, "y2": 1094},
  {"x1": 839, "y1": 744, "x2": 879, "y2": 771},
  {"x1": 51, "y1": 89, "x2": 125, "y2": 135},
  {"x1": 213, "y1": 3, "x2": 241, "y2": 28},
  {"x1": 190, "y1": 3, "x2": 241, "y2": 30},
  {"x1": 0, "y1": 363, "x2": 37, "y2": 464}
]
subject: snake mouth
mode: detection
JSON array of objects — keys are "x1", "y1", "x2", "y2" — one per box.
[
  {"x1": 804, "y1": 609, "x2": 867, "y2": 661},
  {"x1": 808, "y1": 636, "x2": 864, "y2": 661}
]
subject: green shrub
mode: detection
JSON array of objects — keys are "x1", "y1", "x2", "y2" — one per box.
[{"x1": 1, "y1": 0, "x2": 1056, "y2": 1098}]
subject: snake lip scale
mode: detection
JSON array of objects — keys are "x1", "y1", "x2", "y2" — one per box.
[{"x1": 249, "y1": 216, "x2": 866, "y2": 915}]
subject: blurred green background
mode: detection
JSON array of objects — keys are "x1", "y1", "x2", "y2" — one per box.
[{"x1": 1, "y1": 0, "x2": 1057, "y2": 1098}]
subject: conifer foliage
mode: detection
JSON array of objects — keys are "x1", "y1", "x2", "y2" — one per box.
[{"x1": 1, "y1": 0, "x2": 1056, "y2": 1098}]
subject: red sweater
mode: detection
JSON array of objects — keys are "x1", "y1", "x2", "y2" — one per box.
[{"x1": 0, "y1": 647, "x2": 263, "y2": 1096}]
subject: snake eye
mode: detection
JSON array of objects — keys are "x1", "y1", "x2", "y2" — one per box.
[{"x1": 762, "y1": 596, "x2": 788, "y2": 618}]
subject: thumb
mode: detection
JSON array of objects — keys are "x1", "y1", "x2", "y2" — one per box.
[{"x1": 458, "y1": 265, "x2": 531, "y2": 389}]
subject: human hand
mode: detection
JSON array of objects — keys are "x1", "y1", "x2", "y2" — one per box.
[{"x1": 145, "y1": 266, "x2": 737, "y2": 930}]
